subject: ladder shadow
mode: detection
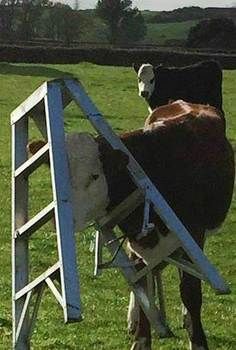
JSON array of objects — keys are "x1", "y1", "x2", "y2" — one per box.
[{"x1": 0, "y1": 62, "x2": 73, "y2": 79}]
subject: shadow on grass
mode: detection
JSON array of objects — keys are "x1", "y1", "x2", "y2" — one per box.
[
  {"x1": 0, "y1": 62, "x2": 73, "y2": 79},
  {"x1": 209, "y1": 335, "x2": 236, "y2": 349},
  {"x1": 0, "y1": 318, "x2": 12, "y2": 329}
]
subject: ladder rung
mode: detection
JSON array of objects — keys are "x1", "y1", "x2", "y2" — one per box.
[
  {"x1": 11, "y1": 82, "x2": 47, "y2": 125},
  {"x1": 165, "y1": 256, "x2": 206, "y2": 281},
  {"x1": 15, "y1": 262, "x2": 60, "y2": 301},
  {"x1": 15, "y1": 202, "x2": 55, "y2": 239},
  {"x1": 15, "y1": 143, "x2": 49, "y2": 178}
]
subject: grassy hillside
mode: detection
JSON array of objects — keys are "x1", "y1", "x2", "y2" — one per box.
[
  {"x1": 79, "y1": 7, "x2": 236, "y2": 46},
  {"x1": 144, "y1": 20, "x2": 196, "y2": 45},
  {"x1": 0, "y1": 63, "x2": 235, "y2": 349}
]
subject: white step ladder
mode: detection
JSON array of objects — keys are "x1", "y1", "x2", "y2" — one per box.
[
  {"x1": 11, "y1": 78, "x2": 230, "y2": 349},
  {"x1": 11, "y1": 81, "x2": 81, "y2": 349}
]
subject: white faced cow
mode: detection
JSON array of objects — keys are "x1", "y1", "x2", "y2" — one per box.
[
  {"x1": 133, "y1": 60, "x2": 223, "y2": 116},
  {"x1": 28, "y1": 100, "x2": 234, "y2": 350}
]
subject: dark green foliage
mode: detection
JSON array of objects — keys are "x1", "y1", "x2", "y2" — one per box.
[
  {"x1": 43, "y1": 4, "x2": 82, "y2": 45},
  {"x1": 95, "y1": 0, "x2": 146, "y2": 44},
  {"x1": 0, "y1": 45, "x2": 236, "y2": 68},
  {"x1": 148, "y1": 6, "x2": 236, "y2": 24},
  {"x1": 187, "y1": 17, "x2": 236, "y2": 49},
  {"x1": 0, "y1": 1, "x2": 82, "y2": 44},
  {"x1": 149, "y1": 6, "x2": 205, "y2": 23},
  {"x1": 118, "y1": 7, "x2": 147, "y2": 42}
]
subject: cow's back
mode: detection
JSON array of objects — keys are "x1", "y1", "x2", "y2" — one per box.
[{"x1": 148, "y1": 60, "x2": 223, "y2": 112}]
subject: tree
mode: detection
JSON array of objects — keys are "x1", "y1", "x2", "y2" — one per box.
[
  {"x1": 17, "y1": 0, "x2": 52, "y2": 40},
  {"x1": 187, "y1": 17, "x2": 236, "y2": 49},
  {"x1": 0, "y1": 0, "x2": 19, "y2": 40},
  {"x1": 45, "y1": 3, "x2": 81, "y2": 45},
  {"x1": 95, "y1": 0, "x2": 146, "y2": 44}
]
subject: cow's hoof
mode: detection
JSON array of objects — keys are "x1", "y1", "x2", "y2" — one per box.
[
  {"x1": 183, "y1": 312, "x2": 191, "y2": 331},
  {"x1": 130, "y1": 338, "x2": 151, "y2": 350},
  {"x1": 189, "y1": 342, "x2": 208, "y2": 350}
]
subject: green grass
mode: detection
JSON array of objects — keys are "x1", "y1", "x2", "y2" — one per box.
[
  {"x1": 144, "y1": 20, "x2": 197, "y2": 45},
  {"x1": 0, "y1": 62, "x2": 236, "y2": 349}
]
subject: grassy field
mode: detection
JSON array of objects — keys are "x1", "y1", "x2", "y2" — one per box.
[
  {"x1": 144, "y1": 20, "x2": 197, "y2": 45},
  {"x1": 0, "y1": 62, "x2": 236, "y2": 349}
]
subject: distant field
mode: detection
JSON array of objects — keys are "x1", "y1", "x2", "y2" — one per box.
[
  {"x1": 144, "y1": 20, "x2": 197, "y2": 45},
  {"x1": 0, "y1": 63, "x2": 235, "y2": 349},
  {"x1": 79, "y1": 10, "x2": 197, "y2": 45}
]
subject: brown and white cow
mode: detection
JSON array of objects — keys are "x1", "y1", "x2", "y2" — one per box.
[{"x1": 28, "y1": 101, "x2": 234, "y2": 350}]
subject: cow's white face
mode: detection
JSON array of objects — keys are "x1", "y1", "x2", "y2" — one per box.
[
  {"x1": 137, "y1": 64, "x2": 155, "y2": 100},
  {"x1": 66, "y1": 133, "x2": 109, "y2": 232}
]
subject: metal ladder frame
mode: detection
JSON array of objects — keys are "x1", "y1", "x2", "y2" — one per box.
[
  {"x1": 11, "y1": 81, "x2": 81, "y2": 349},
  {"x1": 11, "y1": 78, "x2": 230, "y2": 349}
]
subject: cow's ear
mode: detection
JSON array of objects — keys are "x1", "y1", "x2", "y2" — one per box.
[
  {"x1": 111, "y1": 149, "x2": 129, "y2": 172},
  {"x1": 27, "y1": 140, "x2": 46, "y2": 155},
  {"x1": 155, "y1": 63, "x2": 163, "y2": 70},
  {"x1": 27, "y1": 140, "x2": 49, "y2": 164},
  {"x1": 133, "y1": 63, "x2": 141, "y2": 74}
]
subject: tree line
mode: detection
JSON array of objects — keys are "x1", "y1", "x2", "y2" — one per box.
[
  {"x1": 0, "y1": 0, "x2": 235, "y2": 50},
  {"x1": 0, "y1": 0, "x2": 147, "y2": 45}
]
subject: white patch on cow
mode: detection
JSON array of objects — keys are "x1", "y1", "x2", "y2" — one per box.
[
  {"x1": 137, "y1": 64, "x2": 155, "y2": 100},
  {"x1": 127, "y1": 291, "x2": 139, "y2": 334},
  {"x1": 131, "y1": 338, "x2": 150, "y2": 350},
  {"x1": 189, "y1": 342, "x2": 206, "y2": 350},
  {"x1": 66, "y1": 132, "x2": 109, "y2": 232}
]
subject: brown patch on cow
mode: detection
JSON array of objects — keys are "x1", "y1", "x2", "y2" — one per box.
[{"x1": 144, "y1": 100, "x2": 224, "y2": 132}]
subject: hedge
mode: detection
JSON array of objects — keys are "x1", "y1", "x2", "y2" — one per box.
[{"x1": 0, "y1": 45, "x2": 236, "y2": 69}]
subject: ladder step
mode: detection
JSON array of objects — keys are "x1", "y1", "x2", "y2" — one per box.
[
  {"x1": 15, "y1": 262, "x2": 60, "y2": 301},
  {"x1": 15, "y1": 143, "x2": 49, "y2": 178},
  {"x1": 11, "y1": 82, "x2": 47, "y2": 125},
  {"x1": 15, "y1": 202, "x2": 55, "y2": 239}
]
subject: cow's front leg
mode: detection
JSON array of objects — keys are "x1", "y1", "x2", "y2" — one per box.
[
  {"x1": 127, "y1": 253, "x2": 152, "y2": 350},
  {"x1": 180, "y1": 271, "x2": 209, "y2": 350},
  {"x1": 130, "y1": 307, "x2": 152, "y2": 350}
]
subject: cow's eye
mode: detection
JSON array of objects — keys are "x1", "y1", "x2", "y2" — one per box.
[
  {"x1": 138, "y1": 78, "x2": 141, "y2": 83},
  {"x1": 150, "y1": 78, "x2": 154, "y2": 84},
  {"x1": 92, "y1": 174, "x2": 99, "y2": 181}
]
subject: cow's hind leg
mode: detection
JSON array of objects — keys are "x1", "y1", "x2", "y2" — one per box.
[
  {"x1": 180, "y1": 271, "x2": 209, "y2": 350},
  {"x1": 130, "y1": 304, "x2": 152, "y2": 350},
  {"x1": 128, "y1": 290, "x2": 140, "y2": 335}
]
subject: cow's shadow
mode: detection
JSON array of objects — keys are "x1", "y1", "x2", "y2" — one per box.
[{"x1": 0, "y1": 62, "x2": 73, "y2": 78}]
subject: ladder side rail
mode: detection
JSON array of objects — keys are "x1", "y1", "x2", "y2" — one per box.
[
  {"x1": 44, "y1": 82, "x2": 82, "y2": 322},
  {"x1": 31, "y1": 84, "x2": 73, "y2": 140},
  {"x1": 12, "y1": 118, "x2": 30, "y2": 349},
  {"x1": 65, "y1": 79, "x2": 229, "y2": 294}
]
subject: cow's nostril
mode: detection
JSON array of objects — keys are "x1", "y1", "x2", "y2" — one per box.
[
  {"x1": 92, "y1": 174, "x2": 99, "y2": 181},
  {"x1": 141, "y1": 91, "x2": 149, "y2": 98}
]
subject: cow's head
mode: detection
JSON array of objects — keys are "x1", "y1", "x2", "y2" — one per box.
[
  {"x1": 65, "y1": 133, "x2": 109, "y2": 231},
  {"x1": 28, "y1": 133, "x2": 129, "y2": 233},
  {"x1": 133, "y1": 63, "x2": 155, "y2": 100},
  {"x1": 28, "y1": 133, "x2": 109, "y2": 232}
]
